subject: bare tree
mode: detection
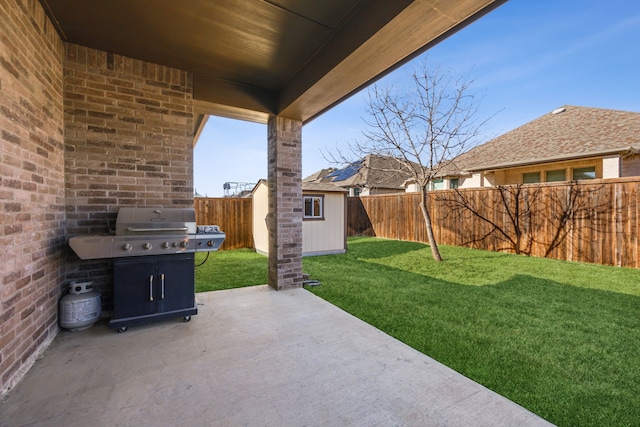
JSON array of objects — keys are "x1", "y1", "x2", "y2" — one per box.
[
  {"x1": 440, "y1": 185, "x2": 542, "y2": 255},
  {"x1": 538, "y1": 182, "x2": 609, "y2": 258},
  {"x1": 331, "y1": 59, "x2": 489, "y2": 261},
  {"x1": 437, "y1": 182, "x2": 609, "y2": 258}
]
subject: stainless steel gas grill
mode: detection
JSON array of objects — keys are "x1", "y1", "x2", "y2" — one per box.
[
  {"x1": 68, "y1": 207, "x2": 225, "y2": 332},
  {"x1": 69, "y1": 208, "x2": 225, "y2": 259}
]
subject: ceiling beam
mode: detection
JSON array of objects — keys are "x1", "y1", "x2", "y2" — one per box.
[{"x1": 193, "y1": 74, "x2": 275, "y2": 124}]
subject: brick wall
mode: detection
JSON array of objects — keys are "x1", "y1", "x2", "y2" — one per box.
[
  {"x1": 0, "y1": 0, "x2": 65, "y2": 395},
  {"x1": 63, "y1": 44, "x2": 194, "y2": 307}
]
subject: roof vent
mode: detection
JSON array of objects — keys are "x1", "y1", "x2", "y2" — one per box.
[{"x1": 551, "y1": 107, "x2": 566, "y2": 115}]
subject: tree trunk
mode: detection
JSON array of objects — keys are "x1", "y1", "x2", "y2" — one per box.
[{"x1": 420, "y1": 187, "x2": 443, "y2": 261}]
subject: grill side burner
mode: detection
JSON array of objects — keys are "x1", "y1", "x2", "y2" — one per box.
[{"x1": 67, "y1": 207, "x2": 226, "y2": 331}]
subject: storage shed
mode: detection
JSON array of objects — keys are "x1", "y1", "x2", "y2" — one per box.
[{"x1": 252, "y1": 180, "x2": 348, "y2": 256}]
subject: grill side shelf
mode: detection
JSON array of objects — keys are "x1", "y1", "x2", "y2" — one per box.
[
  {"x1": 126, "y1": 227, "x2": 189, "y2": 232},
  {"x1": 69, "y1": 236, "x2": 114, "y2": 260}
]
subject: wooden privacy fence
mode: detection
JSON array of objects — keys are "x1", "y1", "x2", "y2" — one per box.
[
  {"x1": 348, "y1": 178, "x2": 640, "y2": 268},
  {"x1": 196, "y1": 178, "x2": 640, "y2": 268},
  {"x1": 194, "y1": 197, "x2": 253, "y2": 250}
]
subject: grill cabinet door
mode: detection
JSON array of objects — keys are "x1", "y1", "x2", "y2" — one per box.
[
  {"x1": 156, "y1": 254, "x2": 195, "y2": 313},
  {"x1": 113, "y1": 258, "x2": 157, "y2": 319},
  {"x1": 111, "y1": 253, "x2": 196, "y2": 329}
]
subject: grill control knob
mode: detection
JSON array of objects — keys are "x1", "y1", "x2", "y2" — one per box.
[
  {"x1": 143, "y1": 242, "x2": 152, "y2": 250},
  {"x1": 122, "y1": 243, "x2": 132, "y2": 251},
  {"x1": 161, "y1": 242, "x2": 170, "y2": 249},
  {"x1": 179, "y1": 241, "x2": 188, "y2": 248}
]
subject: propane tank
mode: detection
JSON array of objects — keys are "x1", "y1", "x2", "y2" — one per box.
[{"x1": 59, "y1": 281, "x2": 101, "y2": 331}]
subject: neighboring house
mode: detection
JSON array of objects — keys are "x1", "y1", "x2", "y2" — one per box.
[
  {"x1": 419, "y1": 105, "x2": 640, "y2": 190},
  {"x1": 303, "y1": 167, "x2": 337, "y2": 183},
  {"x1": 404, "y1": 172, "x2": 460, "y2": 192},
  {"x1": 252, "y1": 180, "x2": 347, "y2": 256},
  {"x1": 304, "y1": 154, "x2": 412, "y2": 196}
]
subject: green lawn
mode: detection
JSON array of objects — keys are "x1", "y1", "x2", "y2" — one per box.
[
  {"x1": 195, "y1": 237, "x2": 640, "y2": 427},
  {"x1": 195, "y1": 248, "x2": 267, "y2": 292}
]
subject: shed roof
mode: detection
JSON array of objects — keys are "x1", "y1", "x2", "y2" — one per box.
[
  {"x1": 443, "y1": 105, "x2": 640, "y2": 174},
  {"x1": 252, "y1": 179, "x2": 347, "y2": 194},
  {"x1": 302, "y1": 182, "x2": 348, "y2": 193}
]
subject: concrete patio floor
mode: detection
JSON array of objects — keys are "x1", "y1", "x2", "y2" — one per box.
[{"x1": 0, "y1": 285, "x2": 552, "y2": 426}]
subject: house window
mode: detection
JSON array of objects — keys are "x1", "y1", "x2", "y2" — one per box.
[
  {"x1": 430, "y1": 178, "x2": 444, "y2": 191},
  {"x1": 546, "y1": 169, "x2": 566, "y2": 182},
  {"x1": 304, "y1": 195, "x2": 324, "y2": 220},
  {"x1": 522, "y1": 172, "x2": 540, "y2": 184},
  {"x1": 572, "y1": 166, "x2": 596, "y2": 180},
  {"x1": 449, "y1": 178, "x2": 459, "y2": 189}
]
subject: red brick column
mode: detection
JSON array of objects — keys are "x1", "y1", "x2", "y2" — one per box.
[{"x1": 267, "y1": 116, "x2": 303, "y2": 290}]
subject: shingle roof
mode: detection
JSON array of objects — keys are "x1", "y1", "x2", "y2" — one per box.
[
  {"x1": 303, "y1": 168, "x2": 336, "y2": 183},
  {"x1": 442, "y1": 105, "x2": 640, "y2": 174},
  {"x1": 306, "y1": 154, "x2": 413, "y2": 190}
]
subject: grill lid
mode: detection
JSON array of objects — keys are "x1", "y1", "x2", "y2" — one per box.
[{"x1": 115, "y1": 208, "x2": 196, "y2": 235}]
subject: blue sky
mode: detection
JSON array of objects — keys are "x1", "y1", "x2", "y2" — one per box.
[{"x1": 194, "y1": 0, "x2": 640, "y2": 197}]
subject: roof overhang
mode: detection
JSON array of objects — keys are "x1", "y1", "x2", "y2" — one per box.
[
  {"x1": 465, "y1": 146, "x2": 639, "y2": 173},
  {"x1": 40, "y1": 0, "x2": 506, "y2": 140}
]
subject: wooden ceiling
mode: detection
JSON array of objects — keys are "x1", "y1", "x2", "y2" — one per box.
[{"x1": 41, "y1": 0, "x2": 505, "y2": 125}]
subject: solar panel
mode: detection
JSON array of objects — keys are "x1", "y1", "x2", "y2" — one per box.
[{"x1": 327, "y1": 160, "x2": 362, "y2": 182}]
